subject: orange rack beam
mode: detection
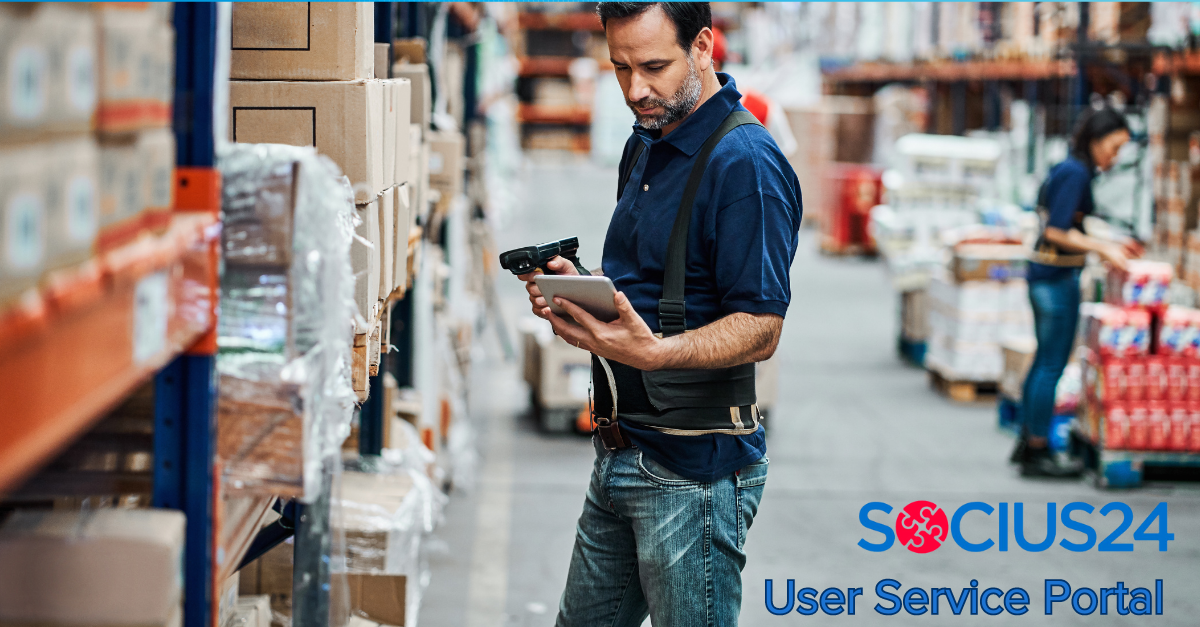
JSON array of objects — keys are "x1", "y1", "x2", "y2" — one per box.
[
  {"x1": 518, "y1": 103, "x2": 593, "y2": 126},
  {"x1": 517, "y1": 11, "x2": 603, "y2": 32},
  {"x1": 518, "y1": 56, "x2": 615, "y2": 77},
  {"x1": 0, "y1": 212, "x2": 219, "y2": 495},
  {"x1": 824, "y1": 59, "x2": 1078, "y2": 83}
]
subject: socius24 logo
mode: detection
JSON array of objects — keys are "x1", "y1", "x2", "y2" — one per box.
[{"x1": 859, "y1": 501, "x2": 1173, "y2": 553}]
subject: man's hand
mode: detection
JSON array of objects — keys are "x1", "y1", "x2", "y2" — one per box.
[
  {"x1": 548, "y1": 291, "x2": 666, "y2": 370},
  {"x1": 549, "y1": 291, "x2": 784, "y2": 371},
  {"x1": 517, "y1": 256, "x2": 580, "y2": 320}
]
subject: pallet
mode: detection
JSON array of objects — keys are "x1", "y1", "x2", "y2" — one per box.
[
  {"x1": 897, "y1": 337, "x2": 927, "y2": 367},
  {"x1": 818, "y1": 236, "x2": 875, "y2": 257},
  {"x1": 1076, "y1": 434, "x2": 1200, "y2": 488},
  {"x1": 928, "y1": 369, "x2": 998, "y2": 403}
]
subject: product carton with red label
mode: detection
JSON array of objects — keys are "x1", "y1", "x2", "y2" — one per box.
[
  {"x1": 1107, "y1": 259, "x2": 1174, "y2": 308},
  {"x1": 1148, "y1": 401, "x2": 1170, "y2": 450},
  {"x1": 1169, "y1": 403, "x2": 1190, "y2": 451},
  {"x1": 1105, "y1": 403, "x2": 1128, "y2": 449},
  {"x1": 1127, "y1": 402, "x2": 1150, "y2": 450},
  {"x1": 1157, "y1": 306, "x2": 1200, "y2": 357}
]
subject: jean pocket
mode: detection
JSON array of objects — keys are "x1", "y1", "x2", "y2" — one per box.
[
  {"x1": 736, "y1": 456, "x2": 769, "y2": 488},
  {"x1": 636, "y1": 451, "x2": 702, "y2": 486}
]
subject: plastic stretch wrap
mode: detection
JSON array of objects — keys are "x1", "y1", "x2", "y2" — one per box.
[
  {"x1": 334, "y1": 422, "x2": 446, "y2": 627},
  {"x1": 217, "y1": 143, "x2": 358, "y2": 499}
]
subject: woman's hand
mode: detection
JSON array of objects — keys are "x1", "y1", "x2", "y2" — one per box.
[
  {"x1": 1099, "y1": 243, "x2": 1130, "y2": 272},
  {"x1": 1121, "y1": 238, "x2": 1145, "y2": 260}
]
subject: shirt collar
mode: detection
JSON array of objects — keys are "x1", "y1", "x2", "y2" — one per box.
[{"x1": 634, "y1": 72, "x2": 742, "y2": 157}]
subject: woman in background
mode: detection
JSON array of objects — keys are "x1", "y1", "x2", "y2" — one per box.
[{"x1": 1017, "y1": 107, "x2": 1143, "y2": 477}]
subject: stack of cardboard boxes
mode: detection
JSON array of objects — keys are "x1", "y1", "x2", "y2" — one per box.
[
  {"x1": 228, "y1": 2, "x2": 419, "y2": 398},
  {"x1": 0, "y1": 3, "x2": 174, "y2": 307}
]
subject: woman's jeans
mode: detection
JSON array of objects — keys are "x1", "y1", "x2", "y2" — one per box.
[
  {"x1": 555, "y1": 436, "x2": 769, "y2": 627},
  {"x1": 1022, "y1": 271, "x2": 1082, "y2": 440}
]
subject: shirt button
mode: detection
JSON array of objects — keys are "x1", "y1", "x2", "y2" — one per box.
[{"x1": 643, "y1": 184, "x2": 649, "y2": 192}]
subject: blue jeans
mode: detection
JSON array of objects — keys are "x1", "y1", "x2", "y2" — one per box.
[
  {"x1": 555, "y1": 436, "x2": 769, "y2": 627},
  {"x1": 1022, "y1": 272, "x2": 1081, "y2": 439}
]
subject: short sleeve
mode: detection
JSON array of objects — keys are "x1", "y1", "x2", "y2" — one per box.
[
  {"x1": 711, "y1": 191, "x2": 800, "y2": 317},
  {"x1": 1043, "y1": 164, "x2": 1091, "y2": 230}
]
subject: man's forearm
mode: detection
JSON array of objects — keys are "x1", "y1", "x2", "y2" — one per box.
[{"x1": 650, "y1": 312, "x2": 782, "y2": 370}]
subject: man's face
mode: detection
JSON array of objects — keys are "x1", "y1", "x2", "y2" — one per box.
[{"x1": 606, "y1": 7, "x2": 706, "y2": 130}]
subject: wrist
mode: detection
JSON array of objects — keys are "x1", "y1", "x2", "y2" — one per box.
[{"x1": 643, "y1": 336, "x2": 672, "y2": 370}]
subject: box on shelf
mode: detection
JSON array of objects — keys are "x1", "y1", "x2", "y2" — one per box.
[
  {"x1": 230, "y1": 2, "x2": 374, "y2": 81},
  {"x1": 345, "y1": 574, "x2": 407, "y2": 627},
  {"x1": 391, "y1": 184, "x2": 413, "y2": 296},
  {"x1": 218, "y1": 572, "x2": 241, "y2": 627},
  {"x1": 97, "y1": 6, "x2": 174, "y2": 134},
  {"x1": 389, "y1": 80, "x2": 413, "y2": 186},
  {"x1": 0, "y1": 144, "x2": 49, "y2": 303},
  {"x1": 353, "y1": 199, "x2": 381, "y2": 328},
  {"x1": 378, "y1": 187, "x2": 395, "y2": 300},
  {"x1": 45, "y1": 136, "x2": 101, "y2": 272},
  {"x1": 229, "y1": 79, "x2": 387, "y2": 204},
  {"x1": 374, "y1": 43, "x2": 390, "y2": 80},
  {"x1": 427, "y1": 129, "x2": 465, "y2": 218},
  {"x1": 523, "y1": 325, "x2": 592, "y2": 410},
  {"x1": 232, "y1": 595, "x2": 271, "y2": 627},
  {"x1": 381, "y1": 83, "x2": 397, "y2": 191},
  {"x1": 338, "y1": 470, "x2": 415, "y2": 572},
  {"x1": 0, "y1": 509, "x2": 184, "y2": 627},
  {"x1": 951, "y1": 244, "x2": 1028, "y2": 283},
  {"x1": 393, "y1": 38, "x2": 426, "y2": 65},
  {"x1": 1106, "y1": 260, "x2": 1174, "y2": 309},
  {"x1": 238, "y1": 540, "x2": 294, "y2": 619},
  {"x1": 392, "y1": 64, "x2": 430, "y2": 130},
  {"x1": 0, "y1": 4, "x2": 98, "y2": 144},
  {"x1": 98, "y1": 134, "x2": 145, "y2": 250},
  {"x1": 139, "y1": 127, "x2": 176, "y2": 234}
]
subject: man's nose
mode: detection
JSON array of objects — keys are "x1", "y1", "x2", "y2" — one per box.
[{"x1": 627, "y1": 71, "x2": 652, "y2": 103}]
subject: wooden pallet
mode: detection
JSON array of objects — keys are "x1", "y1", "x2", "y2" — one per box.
[
  {"x1": 1076, "y1": 434, "x2": 1200, "y2": 488},
  {"x1": 928, "y1": 370, "x2": 998, "y2": 403}
]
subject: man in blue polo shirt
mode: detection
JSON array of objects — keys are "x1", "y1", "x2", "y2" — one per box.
[{"x1": 516, "y1": 3, "x2": 801, "y2": 625}]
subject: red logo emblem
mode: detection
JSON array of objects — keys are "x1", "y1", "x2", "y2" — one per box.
[{"x1": 895, "y1": 500, "x2": 949, "y2": 553}]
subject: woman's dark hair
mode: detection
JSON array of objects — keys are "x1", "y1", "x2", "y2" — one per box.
[
  {"x1": 596, "y1": 2, "x2": 712, "y2": 53},
  {"x1": 1071, "y1": 107, "x2": 1130, "y2": 169}
]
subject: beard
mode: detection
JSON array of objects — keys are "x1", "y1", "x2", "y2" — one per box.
[{"x1": 627, "y1": 55, "x2": 703, "y2": 130}]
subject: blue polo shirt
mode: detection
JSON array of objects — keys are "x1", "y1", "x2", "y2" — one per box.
[
  {"x1": 601, "y1": 73, "x2": 802, "y2": 482},
  {"x1": 1028, "y1": 157, "x2": 1094, "y2": 283}
]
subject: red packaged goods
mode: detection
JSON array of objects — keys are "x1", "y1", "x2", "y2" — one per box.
[
  {"x1": 820, "y1": 164, "x2": 882, "y2": 254},
  {"x1": 1107, "y1": 260, "x2": 1173, "y2": 308},
  {"x1": 1126, "y1": 360, "x2": 1147, "y2": 402},
  {"x1": 1190, "y1": 403, "x2": 1200, "y2": 452},
  {"x1": 1083, "y1": 304, "x2": 1127, "y2": 356},
  {"x1": 1100, "y1": 358, "x2": 1127, "y2": 403},
  {"x1": 1166, "y1": 358, "x2": 1187, "y2": 402},
  {"x1": 1127, "y1": 403, "x2": 1150, "y2": 450},
  {"x1": 1148, "y1": 402, "x2": 1170, "y2": 450},
  {"x1": 1124, "y1": 309, "x2": 1152, "y2": 355},
  {"x1": 1105, "y1": 404, "x2": 1128, "y2": 450},
  {"x1": 1156, "y1": 306, "x2": 1200, "y2": 357},
  {"x1": 1189, "y1": 360, "x2": 1200, "y2": 402},
  {"x1": 1169, "y1": 404, "x2": 1190, "y2": 451},
  {"x1": 1145, "y1": 356, "x2": 1169, "y2": 401}
]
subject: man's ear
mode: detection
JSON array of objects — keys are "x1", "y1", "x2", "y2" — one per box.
[{"x1": 693, "y1": 27, "x2": 714, "y2": 72}]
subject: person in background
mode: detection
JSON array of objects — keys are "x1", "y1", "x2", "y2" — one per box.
[{"x1": 1016, "y1": 107, "x2": 1143, "y2": 477}]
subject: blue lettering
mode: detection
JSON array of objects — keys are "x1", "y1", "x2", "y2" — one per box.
[
  {"x1": 1059, "y1": 502, "x2": 1096, "y2": 551},
  {"x1": 819, "y1": 588, "x2": 845, "y2": 615},
  {"x1": 858, "y1": 502, "x2": 894, "y2": 551},
  {"x1": 999, "y1": 503, "x2": 1008, "y2": 551},
  {"x1": 967, "y1": 580, "x2": 979, "y2": 615},
  {"x1": 848, "y1": 588, "x2": 862, "y2": 615},
  {"x1": 875, "y1": 579, "x2": 902, "y2": 615},
  {"x1": 1014, "y1": 502, "x2": 1056, "y2": 552},
  {"x1": 1156, "y1": 579, "x2": 1163, "y2": 615},
  {"x1": 980, "y1": 588, "x2": 1003, "y2": 615},
  {"x1": 951, "y1": 502, "x2": 994, "y2": 552},
  {"x1": 1072, "y1": 587, "x2": 1098, "y2": 615},
  {"x1": 1129, "y1": 588, "x2": 1152, "y2": 615},
  {"x1": 1004, "y1": 588, "x2": 1029, "y2": 615},
  {"x1": 902, "y1": 588, "x2": 928, "y2": 615},
  {"x1": 1046, "y1": 579, "x2": 1071, "y2": 615},
  {"x1": 795, "y1": 587, "x2": 818, "y2": 615},
  {"x1": 764, "y1": 579, "x2": 794, "y2": 615},
  {"x1": 1116, "y1": 582, "x2": 1130, "y2": 615}
]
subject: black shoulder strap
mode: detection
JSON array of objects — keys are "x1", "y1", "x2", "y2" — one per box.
[
  {"x1": 618, "y1": 140, "x2": 647, "y2": 202},
  {"x1": 659, "y1": 110, "x2": 763, "y2": 337}
]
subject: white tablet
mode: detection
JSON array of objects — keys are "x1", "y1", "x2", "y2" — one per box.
[{"x1": 535, "y1": 275, "x2": 620, "y2": 322}]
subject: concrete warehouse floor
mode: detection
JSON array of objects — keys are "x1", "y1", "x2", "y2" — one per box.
[{"x1": 422, "y1": 157, "x2": 1200, "y2": 627}]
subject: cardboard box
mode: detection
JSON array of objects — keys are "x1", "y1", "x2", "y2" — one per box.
[
  {"x1": 231, "y1": 2, "x2": 373, "y2": 81},
  {"x1": 97, "y1": 7, "x2": 174, "y2": 134},
  {"x1": 222, "y1": 158, "x2": 298, "y2": 268},
  {"x1": 410, "y1": 126, "x2": 429, "y2": 224},
  {"x1": 338, "y1": 471, "x2": 414, "y2": 573},
  {"x1": 392, "y1": 38, "x2": 426, "y2": 64},
  {"x1": 374, "y1": 43, "x2": 390, "y2": 80},
  {"x1": 353, "y1": 200, "x2": 381, "y2": 328},
  {"x1": 392, "y1": 184, "x2": 412, "y2": 294},
  {"x1": 391, "y1": 64, "x2": 430, "y2": 130},
  {"x1": 347, "y1": 574, "x2": 406, "y2": 627},
  {"x1": 951, "y1": 244, "x2": 1029, "y2": 283},
  {"x1": 98, "y1": 135, "x2": 145, "y2": 247},
  {"x1": 388, "y1": 80, "x2": 413, "y2": 185},
  {"x1": 219, "y1": 572, "x2": 241, "y2": 627},
  {"x1": 0, "y1": 509, "x2": 184, "y2": 627},
  {"x1": 0, "y1": 5, "x2": 98, "y2": 144},
  {"x1": 139, "y1": 127, "x2": 176, "y2": 233},
  {"x1": 229, "y1": 80, "x2": 386, "y2": 204},
  {"x1": 0, "y1": 144, "x2": 49, "y2": 303},
  {"x1": 45, "y1": 137, "x2": 100, "y2": 271},
  {"x1": 378, "y1": 188, "x2": 395, "y2": 300},
  {"x1": 427, "y1": 129, "x2": 464, "y2": 198},
  {"x1": 522, "y1": 327, "x2": 592, "y2": 410},
  {"x1": 381, "y1": 83, "x2": 397, "y2": 191},
  {"x1": 238, "y1": 540, "x2": 293, "y2": 619},
  {"x1": 231, "y1": 595, "x2": 270, "y2": 627}
]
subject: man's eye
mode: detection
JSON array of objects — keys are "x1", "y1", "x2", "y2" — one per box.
[{"x1": 647, "y1": 65, "x2": 664, "y2": 72}]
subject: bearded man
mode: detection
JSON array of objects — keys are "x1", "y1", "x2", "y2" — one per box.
[{"x1": 514, "y1": 3, "x2": 803, "y2": 625}]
